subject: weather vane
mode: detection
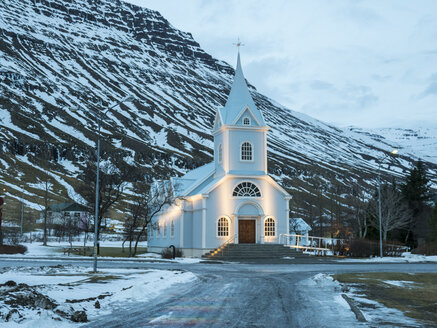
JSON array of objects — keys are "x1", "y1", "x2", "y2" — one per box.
[{"x1": 233, "y1": 38, "x2": 244, "y2": 52}]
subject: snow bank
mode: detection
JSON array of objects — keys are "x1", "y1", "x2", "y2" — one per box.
[
  {"x1": 337, "y1": 252, "x2": 437, "y2": 263},
  {"x1": 0, "y1": 265, "x2": 196, "y2": 327},
  {"x1": 297, "y1": 273, "x2": 360, "y2": 326}
]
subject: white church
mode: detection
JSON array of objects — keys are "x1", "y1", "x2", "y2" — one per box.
[{"x1": 148, "y1": 52, "x2": 292, "y2": 257}]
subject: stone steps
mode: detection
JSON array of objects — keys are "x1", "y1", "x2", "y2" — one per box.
[{"x1": 202, "y1": 243, "x2": 309, "y2": 260}]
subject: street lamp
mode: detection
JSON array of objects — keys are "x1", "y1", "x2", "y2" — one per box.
[
  {"x1": 73, "y1": 95, "x2": 135, "y2": 273},
  {"x1": 377, "y1": 148, "x2": 398, "y2": 258}
]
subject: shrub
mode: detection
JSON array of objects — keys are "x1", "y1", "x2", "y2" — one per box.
[
  {"x1": 383, "y1": 241, "x2": 407, "y2": 257},
  {"x1": 0, "y1": 244, "x2": 27, "y2": 254},
  {"x1": 161, "y1": 247, "x2": 182, "y2": 259},
  {"x1": 346, "y1": 239, "x2": 407, "y2": 257},
  {"x1": 347, "y1": 239, "x2": 379, "y2": 257},
  {"x1": 332, "y1": 240, "x2": 348, "y2": 256},
  {"x1": 412, "y1": 242, "x2": 437, "y2": 255}
]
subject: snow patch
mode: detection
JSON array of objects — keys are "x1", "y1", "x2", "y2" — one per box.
[
  {"x1": 338, "y1": 252, "x2": 437, "y2": 263},
  {"x1": 0, "y1": 265, "x2": 196, "y2": 326}
]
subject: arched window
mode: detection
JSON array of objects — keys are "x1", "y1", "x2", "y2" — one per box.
[
  {"x1": 170, "y1": 220, "x2": 175, "y2": 237},
  {"x1": 217, "y1": 217, "x2": 230, "y2": 237},
  {"x1": 264, "y1": 218, "x2": 275, "y2": 236},
  {"x1": 233, "y1": 182, "x2": 261, "y2": 197},
  {"x1": 243, "y1": 117, "x2": 250, "y2": 125},
  {"x1": 163, "y1": 222, "x2": 167, "y2": 237},
  {"x1": 241, "y1": 142, "x2": 253, "y2": 161},
  {"x1": 218, "y1": 144, "x2": 223, "y2": 163}
]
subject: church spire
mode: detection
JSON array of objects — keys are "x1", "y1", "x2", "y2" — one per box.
[{"x1": 222, "y1": 46, "x2": 266, "y2": 126}]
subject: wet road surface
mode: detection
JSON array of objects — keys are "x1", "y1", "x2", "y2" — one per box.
[{"x1": 1, "y1": 258, "x2": 436, "y2": 327}]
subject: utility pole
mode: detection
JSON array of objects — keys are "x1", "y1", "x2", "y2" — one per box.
[{"x1": 73, "y1": 95, "x2": 135, "y2": 273}]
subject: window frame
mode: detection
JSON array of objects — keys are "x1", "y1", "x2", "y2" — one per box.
[
  {"x1": 243, "y1": 116, "x2": 251, "y2": 125},
  {"x1": 232, "y1": 181, "x2": 262, "y2": 198},
  {"x1": 170, "y1": 220, "x2": 175, "y2": 238},
  {"x1": 264, "y1": 217, "x2": 276, "y2": 237},
  {"x1": 217, "y1": 216, "x2": 231, "y2": 237},
  {"x1": 240, "y1": 141, "x2": 253, "y2": 162}
]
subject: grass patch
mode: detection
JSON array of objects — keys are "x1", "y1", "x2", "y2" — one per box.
[
  {"x1": 58, "y1": 246, "x2": 148, "y2": 257},
  {"x1": 83, "y1": 275, "x2": 122, "y2": 284},
  {"x1": 333, "y1": 272, "x2": 437, "y2": 326}
]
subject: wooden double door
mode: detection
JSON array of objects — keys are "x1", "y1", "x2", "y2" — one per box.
[{"x1": 238, "y1": 220, "x2": 256, "y2": 243}]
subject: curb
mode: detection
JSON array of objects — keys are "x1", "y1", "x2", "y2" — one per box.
[{"x1": 342, "y1": 294, "x2": 367, "y2": 322}]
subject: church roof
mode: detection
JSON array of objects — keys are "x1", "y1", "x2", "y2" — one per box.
[
  {"x1": 172, "y1": 162, "x2": 215, "y2": 196},
  {"x1": 46, "y1": 202, "x2": 88, "y2": 212},
  {"x1": 167, "y1": 163, "x2": 291, "y2": 198},
  {"x1": 221, "y1": 53, "x2": 266, "y2": 126}
]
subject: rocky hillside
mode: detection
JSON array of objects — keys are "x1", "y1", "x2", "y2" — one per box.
[{"x1": 0, "y1": 0, "x2": 435, "y2": 222}]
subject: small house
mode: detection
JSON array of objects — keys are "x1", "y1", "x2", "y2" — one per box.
[
  {"x1": 38, "y1": 202, "x2": 89, "y2": 226},
  {"x1": 289, "y1": 217, "x2": 312, "y2": 246}
]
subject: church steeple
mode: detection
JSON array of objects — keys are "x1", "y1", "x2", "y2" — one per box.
[
  {"x1": 212, "y1": 47, "x2": 269, "y2": 177},
  {"x1": 221, "y1": 52, "x2": 266, "y2": 127}
]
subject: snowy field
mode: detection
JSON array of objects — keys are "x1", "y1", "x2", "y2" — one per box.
[
  {"x1": 0, "y1": 265, "x2": 196, "y2": 327},
  {"x1": 0, "y1": 241, "x2": 201, "y2": 264},
  {"x1": 337, "y1": 252, "x2": 437, "y2": 263},
  {"x1": 0, "y1": 240, "x2": 147, "y2": 258}
]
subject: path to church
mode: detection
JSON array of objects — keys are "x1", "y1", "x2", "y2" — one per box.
[{"x1": 1, "y1": 260, "x2": 436, "y2": 327}]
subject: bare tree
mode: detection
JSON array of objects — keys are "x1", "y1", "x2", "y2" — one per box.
[
  {"x1": 122, "y1": 201, "x2": 142, "y2": 257},
  {"x1": 347, "y1": 185, "x2": 368, "y2": 239},
  {"x1": 41, "y1": 171, "x2": 53, "y2": 246},
  {"x1": 367, "y1": 184, "x2": 413, "y2": 240},
  {"x1": 78, "y1": 161, "x2": 128, "y2": 243},
  {"x1": 289, "y1": 216, "x2": 301, "y2": 234},
  {"x1": 130, "y1": 180, "x2": 176, "y2": 257},
  {"x1": 79, "y1": 213, "x2": 90, "y2": 255},
  {"x1": 53, "y1": 214, "x2": 81, "y2": 250},
  {"x1": 315, "y1": 182, "x2": 325, "y2": 237},
  {"x1": 35, "y1": 146, "x2": 54, "y2": 246}
]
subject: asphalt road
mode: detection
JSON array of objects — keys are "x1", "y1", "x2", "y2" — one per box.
[{"x1": 1, "y1": 259, "x2": 437, "y2": 327}]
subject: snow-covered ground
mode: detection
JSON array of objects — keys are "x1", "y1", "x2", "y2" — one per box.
[
  {"x1": 0, "y1": 241, "x2": 202, "y2": 264},
  {"x1": 343, "y1": 292, "x2": 420, "y2": 327},
  {"x1": 0, "y1": 241, "x2": 147, "y2": 258},
  {"x1": 306, "y1": 273, "x2": 422, "y2": 327},
  {"x1": 0, "y1": 265, "x2": 196, "y2": 327},
  {"x1": 334, "y1": 274, "x2": 426, "y2": 327},
  {"x1": 297, "y1": 273, "x2": 366, "y2": 326},
  {"x1": 337, "y1": 252, "x2": 437, "y2": 263}
]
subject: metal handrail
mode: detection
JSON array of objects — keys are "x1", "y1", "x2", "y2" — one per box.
[
  {"x1": 218, "y1": 234, "x2": 238, "y2": 256},
  {"x1": 280, "y1": 233, "x2": 334, "y2": 255},
  {"x1": 280, "y1": 234, "x2": 410, "y2": 256}
]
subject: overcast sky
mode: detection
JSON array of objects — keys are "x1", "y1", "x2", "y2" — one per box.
[{"x1": 126, "y1": 0, "x2": 437, "y2": 129}]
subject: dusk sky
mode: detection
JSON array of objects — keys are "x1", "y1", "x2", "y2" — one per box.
[{"x1": 126, "y1": 0, "x2": 437, "y2": 129}]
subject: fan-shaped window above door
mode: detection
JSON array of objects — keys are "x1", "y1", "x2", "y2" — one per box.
[{"x1": 232, "y1": 182, "x2": 261, "y2": 197}]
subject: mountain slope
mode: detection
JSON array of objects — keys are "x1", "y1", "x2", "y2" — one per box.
[
  {"x1": 0, "y1": 0, "x2": 435, "y2": 222},
  {"x1": 348, "y1": 127, "x2": 437, "y2": 165}
]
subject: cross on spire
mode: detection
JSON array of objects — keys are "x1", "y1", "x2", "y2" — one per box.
[{"x1": 233, "y1": 38, "x2": 244, "y2": 53}]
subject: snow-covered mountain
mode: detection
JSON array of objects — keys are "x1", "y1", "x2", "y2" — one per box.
[
  {"x1": 348, "y1": 127, "x2": 437, "y2": 165},
  {"x1": 0, "y1": 0, "x2": 435, "y2": 219}
]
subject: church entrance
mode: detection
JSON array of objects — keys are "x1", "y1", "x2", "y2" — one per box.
[{"x1": 238, "y1": 220, "x2": 256, "y2": 243}]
